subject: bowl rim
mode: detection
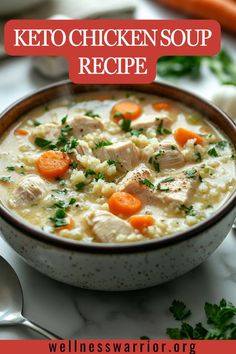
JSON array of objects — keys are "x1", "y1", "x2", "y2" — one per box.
[{"x1": 0, "y1": 80, "x2": 235, "y2": 254}]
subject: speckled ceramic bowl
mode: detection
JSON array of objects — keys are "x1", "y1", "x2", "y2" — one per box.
[{"x1": 0, "y1": 82, "x2": 236, "y2": 291}]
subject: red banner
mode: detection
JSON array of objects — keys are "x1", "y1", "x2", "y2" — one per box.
[
  {"x1": 0, "y1": 340, "x2": 235, "y2": 354},
  {"x1": 4, "y1": 20, "x2": 221, "y2": 83}
]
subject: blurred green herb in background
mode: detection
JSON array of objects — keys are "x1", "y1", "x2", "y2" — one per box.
[{"x1": 157, "y1": 49, "x2": 236, "y2": 85}]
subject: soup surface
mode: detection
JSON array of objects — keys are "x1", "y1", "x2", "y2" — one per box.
[{"x1": 0, "y1": 91, "x2": 235, "y2": 243}]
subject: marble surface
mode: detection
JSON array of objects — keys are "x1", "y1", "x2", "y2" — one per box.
[{"x1": 0, "y1": 0, "x2": 236, "y2": 340}]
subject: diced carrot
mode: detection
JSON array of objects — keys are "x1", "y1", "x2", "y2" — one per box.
[
  {"x1": 129, "y1": 215, "x2": 155, "y2": 232},
  {"x1": 112, "y1": 101, "x2": 142, "y2": 121},
  {"x1": 174, "y1": 127, "x2": 204, "y2": 147},
  {"x1": 14, "y1": 129, "x2": 29, "y2": 136},
  {"x1": 54, "y1": 216, "x2": 75, "y2": 233},
  {"x1": 108, "y1": 192, "x2": 142, "y2": 217},
  {"x1": 153, "y1": 102, "x2": 171, "y2": 111},
  {"x1": 36, "y1": 150, "x2": 71, "y2": 179}
]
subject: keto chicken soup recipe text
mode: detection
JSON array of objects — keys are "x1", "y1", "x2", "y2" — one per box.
[{"x1": 0, "y1": 91, "x2": 235, "y2": 243}]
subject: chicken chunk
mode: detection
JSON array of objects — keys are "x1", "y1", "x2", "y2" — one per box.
[
  {"x1": 31, "y1": 123, "x2": 61, "y2": 142},
  {"x1": 9, "y1": 175, "x2": 47, "y2": 208},
  {"x1": 94, "y1": 141, "x2": 140, "y2": 172},
  {"x1": 89, "y1": 210, "x2": 134, "y2": 243},
  {"x1": 76, "y1": 140, "x2": 92, "y2": 156},
  {"x1": 155, "y1": 172, "x2": 198, "y2": 206},
  {"x1": 150, "y1": 141, "x2": 185, "y2": 170},
  {"x1": 118, "y1": 164, "x2": 157, "y2": 204},
  {"x1": 68, "y1": 114, "x2": 104, "y2": 138},
  {"x1": 131, "y1": 115, "x2": 172, "y2": 131}
]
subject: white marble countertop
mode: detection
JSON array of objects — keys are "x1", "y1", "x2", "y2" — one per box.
[{"x1": 0, "y1": 0, "x2": 236, "y2": 340}]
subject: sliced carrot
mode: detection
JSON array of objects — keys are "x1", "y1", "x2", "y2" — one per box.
[
  {"x1": 153, "y1": 102, "x2": 171, "y2": 111},
  {"x1": 174, "y1": 127, "x2": 204, "y2": 147},
  {"x1": 108, "y1": 192, "x2": 142, "y2": 217},
  {"x1": 129, "y1": 215, "x2": 155, "y2": 232},
  {"x1": 36, "y1": 150, "x2": 71, "y2": 179},
  {"x1": 112, "y1": 101, "x2": 142, "y2": 121},
  {"x1": 14, "y1": 129, "x2": 29, "y2": 136},
  {"x1": 54, "y1": 216, "x2": 75, "y2": 234}
]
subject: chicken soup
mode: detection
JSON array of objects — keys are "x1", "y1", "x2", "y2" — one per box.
[{"x1": 0, "y1": 91, "x2": 235, "y2": 243}]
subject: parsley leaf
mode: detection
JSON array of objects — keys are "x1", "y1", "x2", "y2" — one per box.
[
  {"x1": 156, "y1": 119, "x2": 172, "y2": 135},
  {"x1": 180, "y1": 204, "x2": 197, "y2": 216},
  {"x1": 84, "y1": 169, "x2": 96, "y2": 177},
  {"x1": 107, "y1": 160, "x2": 117, "y2": 166},
  {"x1": 85, "y1": 111, "x2": 100, "y2": 118},
  {"x1": 140, "y1": 178, "x2": 154, "y2": 188},
  {"x1": 0, "y1": 176, "x2": 11, "y2": 182},
  {"x1": 95, "y1": 141, "x2": 113, "y2": 149},
  {"x1": 169, "y1": 300, "x2": 191, "y2": 321},
  {"x1": 121, "y1": 119, "x2": 131, "y2": 132},
  {"x1": 6, "y1": 166, "x2": 15, "y2": 171},
  {"x1": 75, "y1": 182, "x2": 86, "y2": 191},
  {"x1": 35, "y1": 137, "x2": 53, "y2": 150},
  {"x1": 184, "y1": 168, "x2": 198, "y2": 179},
  {"x1": 130, "y1": 128, "x2": 143, "y2": 137},
  {"x1": 208, "y1": 147, "x2": 219, "y2": 157}
]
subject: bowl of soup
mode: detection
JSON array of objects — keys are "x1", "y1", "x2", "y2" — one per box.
[{"x1": 0, "y1": 81, "x2": 235, "y2": 290}]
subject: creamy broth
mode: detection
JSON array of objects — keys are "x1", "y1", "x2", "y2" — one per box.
[{"x1": 0, "y1": 91, "x2": 235, "y2": 243}]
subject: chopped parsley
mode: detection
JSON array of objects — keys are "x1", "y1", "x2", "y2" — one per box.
[
  {"x1": 113, "y1": 112, "x2": 124, "y2": 119},
  {"x1": 180, "y1": 204, "x2": 197, "y2": 216},
  {"x1": 61, "y1": 115, "x2": 68, "y2": 125},
  {"x1": 70, "y1": 161, "x2": 78, "y2": 170},
  {"x1": 216, "y1": 140, "x2": 227, "y2": 150},
  {"x1": 6, "y1": 166, "x2": 15, "y2": 171},
  {"x1": 52, "y1": 188, "x2": 68, "y2": 195},
  {"x1": 85, "y1": 110, "x2": 100, "y2": 118},
  {"x1": 157, "y1": 184, "x2": 169, "y2": 192},
  {"x1": 156, "y1": 120, "x2": 172, "y2": 135},
  {"x1": 169, "y1": 300, "x2": 191, "y2": 321},
  {"x1": 75, "y1": 182, "x2": 86, "y2": 191},
  {"x1": 95, "y1": 141, "x2": 113, "y2": 149},
  {"x1": 50, "y1": 208, "x2": 68, "y2": 228},
  {"x1": 0, "y1": 176, "x2": 11, "y2": 182},
  {"x1": 149, "y1": 156, "x2": 160, "y2": 172},
  {"x1": 84, "y1": 169, "x2": 96, "y2": 177},
  {"x1": 208, "y1": 147, "x2": 219, "y2": 157},
  {"x1": 184, "y1": 168, "x2": 198, "y2": 179},
  {"x1": 60, "y1": 138, "x2": 78, "y2": 154},
  {"x1": 35, "y1": 137, "x2": 54, "y2": 150},
  {"x1": 107, "y1": 160, "x2": 117, "y2": 166},
  {"x1": 33, "y1": 120, "x2": 41, "y2": 127},
  {"x1": 121, "y1": 119, "x2": 131, "y2": 132},
  {"x1": 95, "y1": 172, "x2": 104, "y2": 181},
  {"x1": 140, "y1": 178, "x2": 154, "y2": 189},
  {"x1": 160, "y1": 176, "x2": 175, "y2": 183},
  {"x1": 130, "y1": 128, "x2": 143, "y2": 137}
]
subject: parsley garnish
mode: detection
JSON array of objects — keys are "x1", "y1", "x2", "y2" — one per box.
[
  {"x1": 216, "y1": 140, "x2": 227, "y2": 150},
  {"x1": 95, "y1": 172, "x2": 104, "y2": 181},
  {"x1": 180, "y1": 204, "x2": 197, "y2": 216},
  {"x1": 50, "y1": 208, "x2": 68, "y2": 228},
  {"x1": 85, "y1": 111, "x2": 100, "y2": 118},
  {"x1": 157, "y1": 184, "x2": 169, "y2": 192},
  {"x1": 95, "y1": 141, "x2": 113, "y2": 149},
  {"x1": 52, "y1": 189, "x2": 68, "y2": 195},
  {"x1": 75, "y1": 182, "x2": 85, "y2": 191},
  {"x1": 130, "y1": 128, "x2": 143, "y2": 137},
  {"x1": 107, "y1": 160, "x2": 117, "y2": 166},
  {"x1": 84, "y1": 169, "x2": 96, "y2": 177},
  {"x1": 121, "y1": 119, "x2": 131, "y2": 132},
  {"x1": 70, "y1": 161, "x2": 78, "y2": 170},
  {"x1": 149, "y1": 156, "x2": 161, "y2": 172},
  {"x1": 35, "y1": 137, "x2": 53, "y2": 150},
  {"x1": 208, "y1": 147, "x2": 219, "y2": 157},
  {"x1": 140, "y1": 178, "x2": 154, "y2": 188},
  {"x1": 161, "y1": 176, "x2": 175, "y2": 183},
  {"x1": 0, "y1": 176, "x2": 11, "y2": 182},
  {"x1": 33, "y1": 120, "x2": 41, "y2": 127},
  {"x1": 169, "y1": 300, "x2": 191, "y2": 321},
  {"x1": 6, "y1": 166, "x2": 15, "y2": 171},
  {"x1": 184, "y1": 168, "x2": 198, "y2": 179},
  {"x1": 156, "y1": 120, "x2": 172, "y2": 135},
  {"x1": 113, "y1": 112, "x2": 124, "y2": 119},
  {"x1": 61, "y1": 115, "x2": 68, "y2": 125},
  {"x1": 167, "y1": 299, "x2": 236, "y2": 339}
]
